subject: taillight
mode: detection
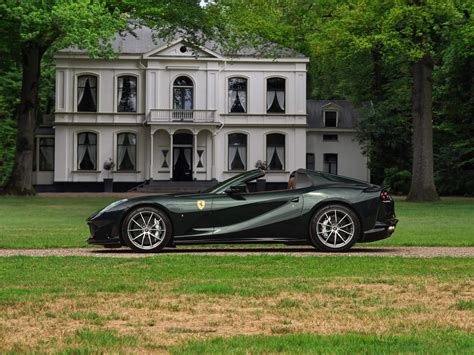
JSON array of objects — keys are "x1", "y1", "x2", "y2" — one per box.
[{"x1": 380, "y1": 190, "x2": 392, "y2": 202}]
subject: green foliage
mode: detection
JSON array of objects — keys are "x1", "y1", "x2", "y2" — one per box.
[
  {"x1": 209, "y1": 0, "x2": 472, "y2": 195},
  {"x1": 383, "y1": 168, "x2": 412, "y2": 195}
]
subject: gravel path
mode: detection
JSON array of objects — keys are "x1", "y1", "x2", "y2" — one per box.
[{"x1": 0, "y1": 246, "x2": 473, "y2": 258}]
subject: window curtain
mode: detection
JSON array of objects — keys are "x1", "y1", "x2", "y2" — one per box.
[
  {"x1": 239, "y1": 91, "x2": 247, "y2": 112},
  {"x1": 118, "y1": 77, "x2": 137, "y2": 112},
  {"x1": 229, "y1": 90, "x2": 237, "y2": 111},
  {"x1": 267, "y1": 145, "x2": 284, "y2": 170},
  {"x1": 117, "y1": 133, "x2": 126, "y2": 169},
  {"x1": 77, "y1": 76, "x2": 97, "y2": 111},
  {"x1": 275, "y1": 146, "x2": 285, "y2": 168},
  {"x1": 77, "y1": 133, "x2": 87, "y2": 169},
  {"x1": 228, "y1": 146, "x2": 237, "y2": 170},
  {"x1": 266, "y1": 91, "x2": 276, "y2": 111},
  {"x1": 276, "y1": 91, "x2": 285, "y2": 111},
  {"x1": 183, "y1": 149, "x2": 191, "y2": 168},
  {"x1": 266, "y1": 146, "x2": 274, "y2": 165},
  {"x1": 173, "y1": 148, "x2": 179, "y2": 166},
  {"x1": 77, "y1": 133, "x2": 97, "y2": 170},
  {"x1": 77, "y1": 76, "x2": 87, "y2": 106},
  {"x1": 237, "y1": 145, "x2": 246, "y2": 169},
  {"x1": 89, "y1": 78, "x2": 97, "y2": 107}
]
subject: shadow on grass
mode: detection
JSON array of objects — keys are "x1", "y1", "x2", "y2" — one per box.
[{"x1": 91, "y1": 246, "x2": 399, "y2": 255}]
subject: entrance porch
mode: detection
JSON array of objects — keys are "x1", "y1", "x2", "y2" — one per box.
[{"x1": 149, "y1": 127, "x2": 215, "y2": 181}]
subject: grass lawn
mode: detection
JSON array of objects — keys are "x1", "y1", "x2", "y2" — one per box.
[
  {"x1": 0, "y1": 256, "x2": 473, "y2": 352},
  {"x1": 0, "y1": 195, "x2": 472, "y2": 248}
]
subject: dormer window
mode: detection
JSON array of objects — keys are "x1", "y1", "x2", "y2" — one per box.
[{"x1": 323, "y1": 110, "x2": 338, "y2": 127}]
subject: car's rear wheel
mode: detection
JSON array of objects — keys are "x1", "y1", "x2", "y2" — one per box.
[
  {"x1": 309, "y1": 204, "x2": 360, "y2": 252},
  {"x1": 121, "y1": 206, "x2": 172, "y2": 253}
]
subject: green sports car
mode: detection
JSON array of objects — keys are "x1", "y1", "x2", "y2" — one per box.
[{"x1": 87, "y1": 169, "x2": 398, "y2": 252}]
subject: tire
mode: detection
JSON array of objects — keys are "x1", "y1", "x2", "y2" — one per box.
[
  {"x1": 309, "y1": 204, "x2": 360, "y2": 252},
  {"x1": 121, "y1": 206, "x2": 172, "y2": 253}
]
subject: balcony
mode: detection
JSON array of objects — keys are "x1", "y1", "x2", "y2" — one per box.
[{"x1": 148, "y1": 109, "x2": 216, "y2": 123}]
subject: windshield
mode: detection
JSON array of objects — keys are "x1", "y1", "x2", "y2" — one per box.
[{"x1": 203, "y1": 169, "x2": 265, "y2": 194}]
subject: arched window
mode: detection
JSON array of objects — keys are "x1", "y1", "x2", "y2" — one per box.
[
  {"x1": 117, "y1": 133, "x2": 137, "y2": 171},
  {"x1": 266, "y1": 133, "x2": 285, "y2": 170},
  {"x1": 77, "y1": 132, "x2": 97, "y2": 170},
  {"x1": 117, "y1": 76, "x2": 137, "y2": 112},
  {"x1": 228, "y1": 133, "x2": 247, "y2": 171},
  {"x1": 173, "y1": 76, "x2": 193, "y2": 110},
  {"x1": 266, "y1": 78, "x2": 285, "y2": 113},
  {"x1": 77, "y1": 75, "x2": 97, "y2": 112},
  {"x1": 228, "y1": 77, "x2": 247, "y2": 113}
]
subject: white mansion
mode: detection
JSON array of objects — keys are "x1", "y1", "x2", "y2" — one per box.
[{"x1": 32, "y1": 27, "x2": 369, "y2": 191}]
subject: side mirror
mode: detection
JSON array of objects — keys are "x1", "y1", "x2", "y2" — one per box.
[{"x1": 225, "y1": 184, "x2": 247, "y2": 194}]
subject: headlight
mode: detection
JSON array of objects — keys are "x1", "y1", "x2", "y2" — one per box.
[{"x1": 95, "y1": 199, "x2": 128, "y2": 217}]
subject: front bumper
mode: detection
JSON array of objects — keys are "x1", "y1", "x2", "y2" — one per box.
[
  {"x1": 361, "y1": 218, "x2": 398, "y2": 243},
  {"x1": 86, "y1": 210, "x2": 124, "y2": 248}
]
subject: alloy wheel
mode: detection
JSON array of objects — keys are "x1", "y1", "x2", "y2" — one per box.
[
  {"x1": 127, "y1": 210, "x2": 167, "y2": 250},
  {"x1": 315, "y1": 208, "x2": 355, "y2": 248}
]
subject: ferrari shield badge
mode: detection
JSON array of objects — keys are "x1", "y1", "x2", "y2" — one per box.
[{"x1": 197, "y1": 200, "x2": 206, "y2": 210}]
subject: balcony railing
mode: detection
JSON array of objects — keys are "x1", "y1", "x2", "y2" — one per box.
[{"x1": 148, "y1": 109, "x2": 216, "y2": 123}]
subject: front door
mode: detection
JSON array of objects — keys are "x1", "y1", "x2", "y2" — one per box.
[{"x1": 173, "y1": 147, "x2": 192, "y2": 181}]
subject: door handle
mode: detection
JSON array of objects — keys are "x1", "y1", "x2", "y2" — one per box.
[{"x1": 291, "y1": 197, "x2": 300, "y2": 203}]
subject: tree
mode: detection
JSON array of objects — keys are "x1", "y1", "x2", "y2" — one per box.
[
  {"x1": 209, "y1": 0, "x2": 469, "y2": 200},
  {"x1": 0, "y1": 0, "x2": 128, "y2": 195}
]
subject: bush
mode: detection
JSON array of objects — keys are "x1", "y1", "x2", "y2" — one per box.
[{"x1": 383, "y1": 168, "x2": 411, "y2": 195}]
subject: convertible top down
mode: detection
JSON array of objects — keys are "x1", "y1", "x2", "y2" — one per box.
[{"x1": 87, "y1": 169, "x2": 398, "y2": 252}]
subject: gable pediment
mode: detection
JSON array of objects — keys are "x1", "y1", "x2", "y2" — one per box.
[{"x1": 143, "y1": 39, "x2": 221, "y2": 59}]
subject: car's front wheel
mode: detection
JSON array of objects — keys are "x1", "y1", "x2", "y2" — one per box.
[
  {"x1": 309, "y1": 204, "x2": 360, "y2": 252},
  {"x1": 121, "y1": 206, "x2": 172, "y2": 253}
]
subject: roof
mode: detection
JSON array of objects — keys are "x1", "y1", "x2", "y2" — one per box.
[
  {"x1": 59, "y1": 25, "x2": 306, "y2": 59},
  {"x1": 306, "y1": 99, "x2": 360, "y2": 129}
]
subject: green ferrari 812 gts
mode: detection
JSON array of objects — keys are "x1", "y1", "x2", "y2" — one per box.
[{"x1": 87, "y1": 169, "x2": 398, "y2": 252}]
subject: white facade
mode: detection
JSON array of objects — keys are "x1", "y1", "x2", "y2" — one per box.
[
  {"x1": 39, "y1": 33, "x2": 369, "y2": 189},
  {"x1": 52, "y1": 38, "x2": 309, "y2": 185}
]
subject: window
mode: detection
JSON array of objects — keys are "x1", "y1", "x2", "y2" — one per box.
[
  {"x1": 266, "y1": 133, "x2": 285, "y2": 170},
  {"x1": 77, "y1": 132, "x2": 97, "y2": 170},
  {"x1": 324, "y1": 111, "x2": 338, "y2": 127},
  {"x1": 306, "y1": 153, "x2": 315, "y2": 170},
  {"x1": 173, "y1": 76, "x2": 193, "y2": 110},
  {"x1": 77, "y1": 75, "x2": 97, "y2": 112},
  {"x1": 266, "y1": 78, "x2": 285, "y2": 113},
  {"x1": 323, "y1": 154, "x2": 338, "y2": 175},
  {"x1": 117, "y1": 133, "x2": 137, "y2": 171},
  {"x1": 323, "y1": 134, "x2": 338, "y2": 141},
  {"x1": 39, "y1": 137, "x2": 54, "y2": 171},
  {"x1": 228, "y1": 77, "x2": 247, "y2": 113},
  {"x1": 117, "y1": 76, "x2": 137, "y2": 112},
  {"x1": 228, "y1": 133, "x2": 247, "y2": 170}
]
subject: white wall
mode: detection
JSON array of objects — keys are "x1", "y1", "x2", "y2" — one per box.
[{"x1": 306, "y1": 131, "x2": 369, "y2": 181}]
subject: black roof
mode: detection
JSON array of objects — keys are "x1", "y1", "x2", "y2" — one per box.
[{"x1": 306, "y1": 99, "x2": 360, "y2": 129}]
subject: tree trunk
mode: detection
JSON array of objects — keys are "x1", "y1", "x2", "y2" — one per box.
[
  {"x1": 4, "y1": 44, "x2": 43, "y2": 195},
  {"x1": 406, "y1": 55, "x2": 439, "y2": 201}
]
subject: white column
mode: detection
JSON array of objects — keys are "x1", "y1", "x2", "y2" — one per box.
[
  {"x1": 193, "y1": 133, "x2": 197, "y2": 181},
  {"x1": 169, "y1": 132, "x2": 173, "y2": 180},
  {"x1": 211, "y1": 133, "x2": 216, "y2": 180},
  {"x1": 149, "y1": 131, "x2": 154, "y2": 181}
]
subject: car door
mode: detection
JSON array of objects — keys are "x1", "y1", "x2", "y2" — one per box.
[{"x1": 209, "y1": 189, "x2": 304, "y2": 241}]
